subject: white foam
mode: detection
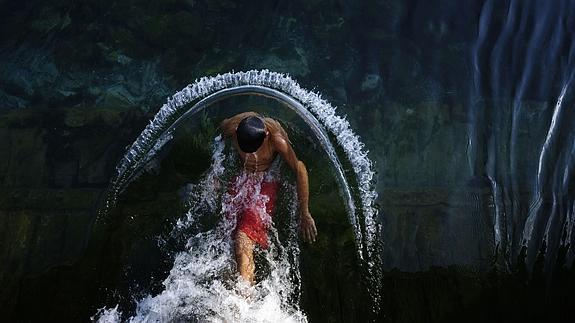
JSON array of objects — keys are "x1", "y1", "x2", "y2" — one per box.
[
  {"x1": 97, "y1": 138, "x2": 305, "y2": 322},
  {"x1": 93, "y1": 305, "x2": 121, "y2": 323}
]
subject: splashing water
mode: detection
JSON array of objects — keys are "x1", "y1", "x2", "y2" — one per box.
[
  {"x1": 97, "y1": 137, "x2": 306, "y2": 322},
  {"x1": 103, "y1": 70, "x2": 382, "y2": 306}
]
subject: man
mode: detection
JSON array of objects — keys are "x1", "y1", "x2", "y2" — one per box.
[{"x1": 220, "y1": 111, "x2": 317, "y2": 284}]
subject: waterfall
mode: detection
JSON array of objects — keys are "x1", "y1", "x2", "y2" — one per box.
[{"x1": 469, "y1": 0, "x2": 575, "y2": 272}]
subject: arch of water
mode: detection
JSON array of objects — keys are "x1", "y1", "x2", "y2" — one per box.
[{"x1": 104, "y1": 70, "x2": 382, "y2": 310}]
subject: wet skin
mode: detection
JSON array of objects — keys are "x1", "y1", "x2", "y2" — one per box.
[{"x1": 221, "y1": 111, "x2": 318, "y2": 283}]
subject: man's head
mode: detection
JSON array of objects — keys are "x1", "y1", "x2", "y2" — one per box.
[{"x1": 236, "y1": 116, "x2": 267, "y2": 153}]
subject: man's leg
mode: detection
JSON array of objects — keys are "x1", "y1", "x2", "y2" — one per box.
[{"x1": 235, "y1": 230, "x2": 255, "y2": 284}]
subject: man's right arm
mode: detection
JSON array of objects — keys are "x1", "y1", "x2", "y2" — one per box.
[{"x1": 272, "y1": 133, "x2": 317, "y2": 243}]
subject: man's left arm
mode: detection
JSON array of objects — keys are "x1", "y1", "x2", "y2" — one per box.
[{"x1": 272, "y1": 134, "x2": 317, "y2": 243}]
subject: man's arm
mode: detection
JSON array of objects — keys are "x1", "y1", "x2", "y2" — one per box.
[{"x1": 272, "y1": 134, "x2": 317, "y2": 243}]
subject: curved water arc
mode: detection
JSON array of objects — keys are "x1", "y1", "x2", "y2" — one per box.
[
  {"x1": 105, "y1": 72, "x2": 379, "y2": 257},
  {"x1": 143, "y1": 85, "x2": 359, "y2": 248},
  {"x1": 103, "y1": 70, "x2": 381, "y2": 308}
]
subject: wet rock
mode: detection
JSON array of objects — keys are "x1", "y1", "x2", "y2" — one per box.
[
  {"x1": 323, "y1": 70, "x2": 348, "y2": 103},
  {"x1": 109, "y1": 27, "x2": 149, "y2": 59},
  {"x1": 0, "y1": 209, "x2": 33, "y2": 311},
  {"x1": 0, "y1": 89, "x2": 28, "y2": 109},
  {"x1": 52, "y1": 160, "x2": 78, "y2": 188},
  {"x1": 139, "y1": 15, "x2": 171, "y2": 48},
  {"x1": 97, "y1": 84, "x2": 137, "y2": 109},
  {"x1": 64, "y1": 109, "x2": 87, "y2": 128},
  {"x1": 110, "y1": 51, "x2": 133, "y2": 66},
  {"x1": 94, "y1": 108, "x2": 124, "y2": 128},
  {"x1": 87, "y1": 86, "x2": 102, "y2": 98},
  {"x1": 0, "y1": 45, "x2": 84, "y2": 107},
  {"x1": 368, "y1": 101, "x2": 470, "y2": 187},
  {"x1": 0, "y1": 38, "x2": 172, "y2": 111},
  {"x1": 3, "y1": 128, "x2": 48, "y2": 187},
  {"x1": 382, "y1": 188, "x2": 495, "y2": 272},
  {"x1": 0, "y1": 187, "x2": 100, "y2": 269},
  {"x1": 247, "y1": 50, "x2": 310, "y2": 78},
  {"x1": 29, "y1": 10, "x2": 71, "y2": 34},
  {"x1": 0, "y1": 189, "x2": 100, "y2": 316},
  {"x1": 0, "y1": 105, "x2": 147, "y2": 191},
  {"x1": 76, "y1": 133, "x2": 121, "y2": 185},
  {"x1": 0, "y1": 128, "x2": 10, "y2": 182},
  {"x1": 205, "y1": 0, "x2": 237, "y2": 10},
  {"x1": 172, "y1": 11, "x2": 202, "y2": 37},
  {"x1": 191, "y1": 50, "x2": 238, "y2": 79},
  {"x1": 0, "y1": 46, "x2": 59, "y2": 98},
  {"x1": 360, "y1": 73, "x2": 381, "y2": 92}
]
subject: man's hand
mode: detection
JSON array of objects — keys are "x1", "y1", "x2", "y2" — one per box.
[{"x1": 300, "y1": 210, "x2": 317, "y2": 243}]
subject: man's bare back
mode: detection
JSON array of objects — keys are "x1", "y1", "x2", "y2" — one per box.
[{"x1": 220, "y1": 111, "x2": 317, "y2": 284}]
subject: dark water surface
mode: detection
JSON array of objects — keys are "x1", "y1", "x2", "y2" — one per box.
[{"x1": 1, "y1": 0, "x2": 575, "y2": 322}]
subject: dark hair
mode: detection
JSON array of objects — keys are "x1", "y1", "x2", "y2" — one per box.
[{"x1": 236, "y1": 116, "x2": 266, "y2": 153}]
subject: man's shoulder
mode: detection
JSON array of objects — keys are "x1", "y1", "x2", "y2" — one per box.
[
  {"x1": 264, "y1": 118, "x2": 288, "y2": 136},
  {"x1": 263, "y1": 117, "x2": 281, "y2": 127}
]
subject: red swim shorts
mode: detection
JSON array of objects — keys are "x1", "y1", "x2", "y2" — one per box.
[{"x1": 226, "y1": 175, "x2": 279, "y2": 249}]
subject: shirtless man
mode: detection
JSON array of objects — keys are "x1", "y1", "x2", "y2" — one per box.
[{"x1": 220, "y1": 111, "x2": 317, "y2": 283}]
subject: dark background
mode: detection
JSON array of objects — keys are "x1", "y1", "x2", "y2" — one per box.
[{"x1": 1, "y1": 0, "x2": 574, "y2": 322}]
